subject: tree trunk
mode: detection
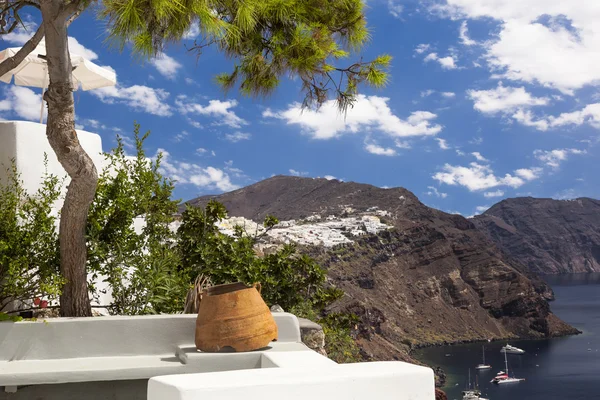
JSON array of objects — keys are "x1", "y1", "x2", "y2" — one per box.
[{"x1": 41, "y1": 0, "x2": 97, "y2": 317}]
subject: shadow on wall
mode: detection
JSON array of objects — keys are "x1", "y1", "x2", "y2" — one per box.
[{"x1": 0, "y1": 380, "x2": 148, "y2": 400}]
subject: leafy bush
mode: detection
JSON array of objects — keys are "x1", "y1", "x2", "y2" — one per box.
[
  {"x1": 0, "y1": 158, "x2": 63, "y2": 312},
  {"x1": 290, "y1": 302, "x2": 361, "y2": 363},
  {"x1": 87, "y1": 124, "x2": 185, "y2": 314},
  {"x1": 177, "y1": 201, "x2": 343, "y2": 311}
]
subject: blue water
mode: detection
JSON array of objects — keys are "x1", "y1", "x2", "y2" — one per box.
[{"x1": 415, "y1": 273, "x2": 600, "y2": 400}]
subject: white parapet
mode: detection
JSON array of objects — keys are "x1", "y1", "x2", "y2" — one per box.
[
  {"x1": 148, "y1": 361, "x2": 435, "y2": 400},
  {"x1": 0, "y1": 313, "x2": 302, "y2": 387}
]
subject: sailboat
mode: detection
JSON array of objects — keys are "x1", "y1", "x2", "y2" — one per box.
[
  {"x1": 500, "y1": 344, "x2": 525, "y2": 354},
  {"x1": 462, "y1": 370, "x2": 490, "y2": 400},
  {"x1": 475, "y1": 345, "x2": 492, "y2": 370},
  {"x1": 490, "y1": 349, "x2": 525, "y2": 384}
]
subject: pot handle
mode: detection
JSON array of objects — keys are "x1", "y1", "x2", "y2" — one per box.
[{"x1": 253, "y1": 282, "x2": 262, "y2": 293}]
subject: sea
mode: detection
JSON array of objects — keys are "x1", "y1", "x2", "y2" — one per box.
[{"x1": 415, "y1": 273, "x2": 600, "y2": 400}]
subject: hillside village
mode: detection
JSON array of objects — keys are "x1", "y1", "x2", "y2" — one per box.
[{"x1": 215, "y1": 207, "x2": 393, "y2": 247}]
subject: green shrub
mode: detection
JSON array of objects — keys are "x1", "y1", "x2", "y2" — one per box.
[
  {"x1": 0, "y1": 158, "x2": 63, "y2": 312},
  {"x1": 290, "y1": 302, "x2": 361, "y2": 363},
  {"x1": 87, "y1": 123, "x2": 184, "y2": 314}
]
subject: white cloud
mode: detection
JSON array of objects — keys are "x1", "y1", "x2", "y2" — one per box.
[
  {"x1": 426, "y1": 186, "x2": 448, "y2": 198},
  {"x1": 433, "y1": 162, "x2": 533, "y2": 191},
  {"x1": 84, "y1": 119, "x2": 102, "y2": 129},
  {"x1": 150, "y1": 53, "x2": 182, "y2": 80},
  {"x1": 424, "y1": 52, "x2": 458, "y2": 69},
  {"x1": 475, "y1": 205, "x2": 490, "y2": 214},
  {"x1": 514, "y1": 167, "x2": 542, "y2": 181},
  {"x1": 395, "y1": 140, "x2": 412, "y2": 149},
  {"x1": 415, "y1": 44, "x2": 431, "y2": 54},
  {"x1": 365, "y1": 142, "x2": 397, "y2": 156},
  {"x1": 459, "y1": 21, "x2": 477, "y2": 46},
  {"x1": 512, "y1": 109, "x2": 550, "y2": 131},
  {"x1": 436, "y1": 138, "x2": 450, "y2": 150},
  {"x1": 263, "y1": 95, "x2": 442, "y2": 140},
  {"x1": 68, "y1": 37, "x2": 98, "y2": 60},
  {"x1": 196, "y1": 148, "x2": 209, "y2": 154},
  {"x1": 92, "y1": 84, "x2": 172, "y2": 116},
  {"x1": 548, "y1": 103, "x2": 600, "y2": 129},
  {"x1": 3, "y1": 23, "x2": 37, "y2": 45},
  {"x1": 467, "y1": 83, "x2": 549, "y2": 114},
  {"x1": 422, "y1": 90, "x2": 456, "y2": 99},
  {"x1": 157, "y1": 149, "x2": 238, "y2": 192},
  {"x1": 435, "y1": 1, "x2": 600, "y2": 94},
  {"x1": 76, "y1": 118, "x2": 118, "y2": 132},
  {"x1": 0, "y1": 86, "x2": 46, "y2": 121},
  {"x1": 512, "y1": 103, "x2": 600, "y2": 131},
  {"x1": 471, "y1": 152, "x2": 488, "y2": 162},
  {"x1": 225, "y1": 131, "x2": 251, "y2": 143},
  {"x1": 388, "y1": 0, "x2": 403, "y2": 18},
  {"x1": 224, "y1": 161, "x2": 245, "y2": 178},
  {"x1": 183, "y1": 24, "x2": 201, "y2": 40},
  {"x1": 484, "y1": 190, "x2": 504, "y2": 198},
  {"x1": 176, "y1": 96, "x2": 247, "y2": 128},
  {"x1": 533, "y1": 148, "x2": 586, "y2": 168},
  {"x1": 469, "y1": 137, "x2": 483, "y2": 145},
  {"x1": 186, "y1": 118, "x2": 203, "y2": 129},
  {"x1": 173, "y1": 131, "x2": 189, "y2": 143},
  {"x1": 323, "y1": 175, "x2": 337, "y2": 180},
  {"x1": 289, "y1": 169, "x2": 308, "y2": 177}
]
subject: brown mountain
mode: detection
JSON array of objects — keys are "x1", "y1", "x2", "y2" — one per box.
[
  {"x1": 472, "y1": 197, "x2": 600, "y2": 274},
  {"x1": 183, "y1": 176, "x2": 577, "y2": 362}
]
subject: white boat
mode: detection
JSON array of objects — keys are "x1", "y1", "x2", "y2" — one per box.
[
  {"x1": 463, "y1": 370, "x2": 490, "y2": 400},
  {"x1": 491, "y1": 350, "x2": 525, "y2": 385},
  {"x1": 500, "y1": 344, "x2": 525, "y2": 354},
  {"x1": 475, "y1": 345, "x2": 492, "y2": 370}
]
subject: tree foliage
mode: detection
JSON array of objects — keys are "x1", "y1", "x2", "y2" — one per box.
[
  {"x1": 0, "y1": 158, "x2": 63, "y2": 312},
  {"x1": 101, "y1": 0, "x2": 391, "y2": 111}
]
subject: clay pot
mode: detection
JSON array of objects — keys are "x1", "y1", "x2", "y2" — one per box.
[{"x1": 195, "y1": 282, "x2": 278, "y2": 352}]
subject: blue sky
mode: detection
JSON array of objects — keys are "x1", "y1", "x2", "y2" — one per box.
[{"x1": 1, "y1": 0, "x2": 599, "y2": 217}]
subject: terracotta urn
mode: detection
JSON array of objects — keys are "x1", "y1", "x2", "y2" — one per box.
[{"x1": 195, "y1": 282, "x2": 278, "y2": 352}]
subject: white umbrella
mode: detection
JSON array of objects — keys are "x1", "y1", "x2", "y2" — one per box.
[{"x1": 0, "y1": 39, "x2": 117, "y2": 123}]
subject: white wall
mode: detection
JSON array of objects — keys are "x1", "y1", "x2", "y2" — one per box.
[{"x1": 0, "y1": 121, "x2": 105, "y2": 206}]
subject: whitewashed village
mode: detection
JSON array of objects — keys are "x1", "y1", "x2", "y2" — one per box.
[{"x1": 216, "y1": 210, "x2": 392, "y2": 248}]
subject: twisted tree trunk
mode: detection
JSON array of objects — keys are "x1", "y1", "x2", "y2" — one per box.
[{"x1": 41, "y1": 0, "x2": 97, "y2": 317}]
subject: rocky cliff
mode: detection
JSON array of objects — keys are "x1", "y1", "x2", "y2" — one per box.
[
  {"x1": 182, "y1": 176, "x2": 578, "y2": 361},
  {"x1": 472, "y1": 197, "x2": 600, "y2": 274}
]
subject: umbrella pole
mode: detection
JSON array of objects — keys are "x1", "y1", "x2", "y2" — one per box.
[
  {"x1": 40, "y1": 66, "x2": 47, "y2": 124},
  {"x1": 39, "y1": 87, "x2": 45, "y2": 124}
]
